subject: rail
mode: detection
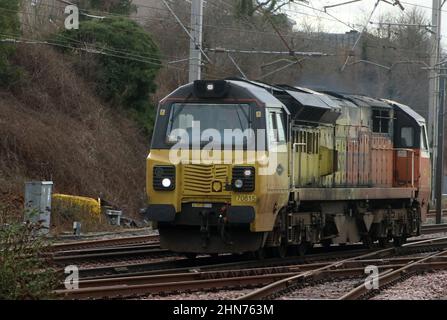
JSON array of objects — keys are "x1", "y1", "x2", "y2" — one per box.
[{"x1": 238, "y1": 236, "x2": 447, "y2": 300}]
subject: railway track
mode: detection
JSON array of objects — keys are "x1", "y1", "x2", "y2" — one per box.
[
  {"x1": 48, "y1": 235, "x2": 169, "y2": 265},
  {"x1": 56, "y1": 246, "x2": 375, "y2": 299},
  {"x1": 50, "y1": 234, "x2": 159, "y2": 252},
  {"x1": 339, "y1": 249, "x2": 447, "y2": 300},
  {"x1": 52, "y1": 245, "x2": 173, "y2": 265},
  {"x1": 56, "y1": 237, "x2": 447, "y2": 299},
  {"x1": 237, "y1": 236, "x2": 447, "y2": 300},
  {"x1": 68, "y1": 245, "x2": 371, "y2": 279}
]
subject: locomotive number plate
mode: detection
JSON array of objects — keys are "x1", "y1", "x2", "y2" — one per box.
[{"x1": 235, "y1": 195, "x2": 257, "y2": 202}]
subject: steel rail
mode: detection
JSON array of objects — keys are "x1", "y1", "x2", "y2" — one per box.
[
  {"x1": 237, "y1": 236, "x2": 447, "y2": 300},
  {"x1": 55, "y1": 239, "x2": 447, "y2": 299},
  {"x1": 57, "y1": 273, "x2": 294, "y2": 299},
  {"x1": 339, "y1": 249, "x2": 447, "y2": 300},
  {"x1": 51, "y1": 235, "x2": 159, "y2": 251},
  {"x1": 53, "y1": 243, "x2": 161, "y2": 257},
  {"x1": 57, "y1": 257, "x2": 447, "y2": 299},
  {"x1": 64, "y1": 256, "x2": 447, "y2": 289},
  {"x1": 73, "y1": 248, "x2": 372, "y2": 280},
  {"x1": 53, "y1": 247, "x2": 174, "y2": 264}
]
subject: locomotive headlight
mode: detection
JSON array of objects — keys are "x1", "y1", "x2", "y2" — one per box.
[
  {"x1": 153, "y1": 165, "x2": 175, "y2": 191},
  {"x1": 162, "y1": 178, "x2": 172, "y2": 188},
  {"x1": 234, "y1": 179, "x2": 244, "y2": 189}
]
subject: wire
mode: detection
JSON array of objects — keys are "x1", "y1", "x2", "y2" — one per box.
[
  {"x1": 8, "y1": 1, "x2": 433, "y2": 55},
  {"x1": 0, "y1": 1, "x2": 435, "y2": 78},
  {"x1": 0, "y1": 33, "x2": 186, "y2": 70}
]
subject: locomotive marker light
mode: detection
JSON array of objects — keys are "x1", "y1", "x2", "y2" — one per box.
[{"x1": 234, "y1": 179, "x2": 244, "y2": 189}]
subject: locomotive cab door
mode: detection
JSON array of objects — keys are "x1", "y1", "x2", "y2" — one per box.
[
  {"x1": 265, "y1": 108, "x2": 290, "y2": 194},
  {"x1": 392, "y1": 108, "x2": 423, "y2": 188}
]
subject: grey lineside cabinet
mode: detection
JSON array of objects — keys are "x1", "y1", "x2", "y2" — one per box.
[{"x1": 24, "y1": 181, "x2": 53, "y2": 235}]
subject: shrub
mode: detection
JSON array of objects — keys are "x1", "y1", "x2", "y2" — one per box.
[
  {"x1": 51, "y1": 194, "x2": 108, "y2": 233},
  {"x1": 0, "y1": 205, "x2": 58, "y2": 299},
  {"x1": 0, "y1": 0, "x2": 21, "y2": 87},
  {"x1": 0, "y1": 46, "x2": 148, "y2": 225},
  {"x1": 57, "y1": 17, "x2": 161, "y2": 113}
]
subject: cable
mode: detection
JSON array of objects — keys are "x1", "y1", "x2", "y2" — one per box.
[
  {"x1": 0, "y1": 33, "x2": 187, "y2": 70},
  {"x1": 1, "y1": 1, "x2": 435, "y2": 77}
]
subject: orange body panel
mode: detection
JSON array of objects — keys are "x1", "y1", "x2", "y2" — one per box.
[
  {"x1": 393, "y1": 149, "x2": 420, "y2": 187},
  {"x1": 370, "y1": 135, "x2": 393, "y2": 187}
]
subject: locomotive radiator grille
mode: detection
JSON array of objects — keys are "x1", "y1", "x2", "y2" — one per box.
[{"x1": 182, "y1": 164, "x2": 229, "y2": 195}]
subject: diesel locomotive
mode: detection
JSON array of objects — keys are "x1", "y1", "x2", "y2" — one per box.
[{"x1": 142, "y1": 78, "x2": 431, "y2": 257}]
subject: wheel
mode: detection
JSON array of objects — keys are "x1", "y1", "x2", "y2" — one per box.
[
  {"x1": 254, "y1": 247, "x2": 266, "y2": 260},
  {"x1": 378, "y1": 238, "x2": 388, "y2": 248},
  {"x1": 270, "y1": 242, "x2": 287, "y2": 258},
  {"x1": 362, "y1": 236, "x2": 373, "y2": 249},
  {"x1": 297, "y1": 242, "x2": 310, "y2": 257},
  {"x1": 321, "y1": 239, "x2": 332, "y2": 249},
  {"x1": 185, "y1": 253, "x2": 197, "y2": 259},
  {"x1": 393, "y1": 236, "x2": 406, "y2": 247}
]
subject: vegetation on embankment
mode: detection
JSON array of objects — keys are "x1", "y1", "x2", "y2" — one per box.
[
  {"x1": 0, "y1": 0, "x2": 161, "y2": 222},
  {"x1": 0, "y1": 204, "x2": 58, "y2": 299}
]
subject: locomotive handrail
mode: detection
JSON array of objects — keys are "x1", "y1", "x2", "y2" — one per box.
[{"x1": 393, "y1": 148, "x2": 416, "y2": 188}]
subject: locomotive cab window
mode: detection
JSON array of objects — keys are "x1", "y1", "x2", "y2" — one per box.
[
  {"x1": 400, "y1": 127, "x2": 414, "y2": 148},
  {"x1": 372, "y1": 109, "x2": 391, "y2": 134},
  {"x1": 266, "y1": 109, "x2": 286, "y2": 146},
  {"x1": 166, "y1": 103, "x2": 252, "y2": 147},
  {"x1": 421, "y1": 125, "x2": 429, "y2": 151}
]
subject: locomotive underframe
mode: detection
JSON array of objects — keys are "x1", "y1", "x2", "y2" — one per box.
[
  {"x1": 155, "y1": 190, "x2": 421, "y2": 255},
  {"x1": 275, "y1": 197, "x2": 421, "y2": 250}
]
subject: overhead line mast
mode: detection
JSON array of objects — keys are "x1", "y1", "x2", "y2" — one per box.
[
  {"x1": 428, "y1": 0, "x2": 444, "y2": 224},
  {"x1": 189, "y1": 0, "x2": 204, "y2": 82}
]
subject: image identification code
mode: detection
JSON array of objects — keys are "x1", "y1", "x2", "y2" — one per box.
[
  {"x1": 216, "y1": 304, "x2": 274, "y2": 316},
  {"x1": 173, "y1": 304, "x2": 274, "y2": 317}
]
